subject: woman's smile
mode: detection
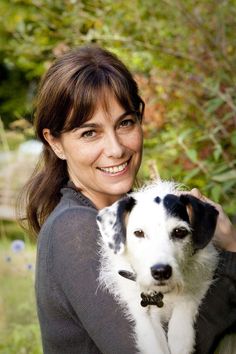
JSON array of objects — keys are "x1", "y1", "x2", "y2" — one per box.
[{"x1": 97, "y1": 159, "x2": 130, "y2": 175}]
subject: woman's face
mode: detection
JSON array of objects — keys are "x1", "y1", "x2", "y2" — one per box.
[{"x1": 50, "y1": 95, "x2": 143, "y2": 209}]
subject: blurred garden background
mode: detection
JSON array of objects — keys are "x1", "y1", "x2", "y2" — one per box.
[{"x1": 0, "y1": 0, "x2": 236, "y2": 353}]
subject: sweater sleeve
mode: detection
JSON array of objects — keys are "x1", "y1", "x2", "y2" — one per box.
[
  {"x1": 50, "y1": 206, "x2": 137, "y2": 354},
  {"x1": 194, "y1": 251, "x2": 236, "y2": 354}
]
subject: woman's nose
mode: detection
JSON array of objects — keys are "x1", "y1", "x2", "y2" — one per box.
[{"x1": 104, "y1": 133, "x2": 125, "y2": 158}]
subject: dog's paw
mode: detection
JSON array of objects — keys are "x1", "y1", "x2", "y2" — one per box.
[
  {"x1": 168, "y1": 323, "x2": 194, "y2": 354},
  {"x1": 168, "y1": 340, "x2": 193, "y2": 354}
]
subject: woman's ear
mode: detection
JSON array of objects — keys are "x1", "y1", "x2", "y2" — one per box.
[{"x1": 43, "y1": 129, "x2": 66, "y2": 160}]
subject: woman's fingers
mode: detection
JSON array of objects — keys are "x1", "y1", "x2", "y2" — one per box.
[
  {"x1": 190, "y1": 188, "x2": 203, "y2": 199},
  {"x1": 189, "y1": 189, "x2": 236, "y2": 252}
]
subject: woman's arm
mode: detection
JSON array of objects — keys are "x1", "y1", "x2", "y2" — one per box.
[
  {"x1": 187, "y1": 189, "x2": 236, "y2": 353},
  {"x1": 195, "y1": 250, "x2": 236, "y2": 354},
  {"x1": 51, "y1": 206, "x2": 137, "y2": 354}
]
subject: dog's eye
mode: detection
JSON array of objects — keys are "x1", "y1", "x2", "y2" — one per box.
[
  {"x1": 172, "y1": 227, "x2": 189, "y2": 239},
  {"x1": 134, "y1": 229, "x2": 145, "y2": 238}
]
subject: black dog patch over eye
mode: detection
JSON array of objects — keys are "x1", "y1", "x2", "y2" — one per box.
[
  {"x1": 163, "y1": 194, "x2": 190, "y2": 223},
  {"x1": 171, "y1": 227, "x2": 189, "y2": 239}
]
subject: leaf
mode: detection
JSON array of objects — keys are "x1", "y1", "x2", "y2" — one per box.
[
  {"x1": 211, "y1": 184, "x2": 222, "y2": 202},
  {"x1": 177, "y1": 128, "x2": 194, "y2": 144},
  {"x1": 185, "y1": 149, "x2": 198, "y2": 163},
  {"x1": 231, "y1": 132, "x2": 236, "y2": 147},
  {"x1": 212, "y1": 170, "x2": 236, "y2": 182},
  {"x1": 213, "y1": 146, "x2": 222, "y2": 161},
  {"x1": 183, "y1": 167, "x2": 200, "y2": 182},
  {"x1": 205, "y1": 97, "x2": 224, "y2": 114}
]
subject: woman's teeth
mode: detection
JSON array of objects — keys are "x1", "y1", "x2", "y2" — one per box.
[{"x1": 100, "y1": 162, "x2": 128, "y2": 174}]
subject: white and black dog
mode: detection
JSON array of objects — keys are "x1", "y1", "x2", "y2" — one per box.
[{"x1": 96, "y1": 181, "x2": 219, "y2": 354}]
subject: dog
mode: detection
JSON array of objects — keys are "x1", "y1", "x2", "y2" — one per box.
[{"x1": 96, "y1": 181, "x2": 219, "y2": 354}]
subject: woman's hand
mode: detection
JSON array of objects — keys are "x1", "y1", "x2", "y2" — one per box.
[{"x1": 190, "y1": 188, "x2": 236, "y2": 252}]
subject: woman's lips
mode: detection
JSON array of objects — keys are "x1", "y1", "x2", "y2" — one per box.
[{"x1": 98, "y1": 160, "x2": 130, "y2": 175}]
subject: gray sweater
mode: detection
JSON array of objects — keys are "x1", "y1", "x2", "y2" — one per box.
[{"x1": 35, "y1": 182, "x2": 236, "y2": 354}]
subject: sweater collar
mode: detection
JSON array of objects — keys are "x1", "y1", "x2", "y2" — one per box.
[{"x1": 61, "y1": 180, "x2": 97, "y2": 210}]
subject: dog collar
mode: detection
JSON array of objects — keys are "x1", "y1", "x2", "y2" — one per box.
[
  {"x1": 118, "y1": 269, "x2": 136, "y2": 281},
  {"x1": 140, "y1": 291, "x2": 164, "y2": 308},
  {"x1": 118, "y1": 270, "x2": 164, "y2": 308}
]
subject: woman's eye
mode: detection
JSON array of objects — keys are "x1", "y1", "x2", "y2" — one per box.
[
  {"x1": 119, "y1": 119, "x2": 135, "y2": 128},
  {"x1": 81, "y1": 130, "x2": 96, "y2": 138}
]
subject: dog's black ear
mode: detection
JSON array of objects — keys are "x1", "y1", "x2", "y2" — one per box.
[
  {"x1": 96, "y1": 196, "x2": 136, "y2": 254},
  {"x1": 179, "y1": 194, "x2": 219, "y2": 250}
]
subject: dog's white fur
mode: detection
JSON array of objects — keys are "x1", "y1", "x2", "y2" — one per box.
[{"x1": 97, "y1": 181, "x2": 219, "y2": 354}]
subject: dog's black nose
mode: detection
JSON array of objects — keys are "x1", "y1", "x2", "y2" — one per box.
[{"x1": 151, "y1": 264, "x2": 172, "y2": 281}]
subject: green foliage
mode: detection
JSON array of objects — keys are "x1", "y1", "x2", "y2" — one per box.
[
  {"x1": 0, "y1": 240, "x2": 41, "y2": 353},
  {"x1": 0, "y1": 323, "x2": 42, "y2": 354},
  {"x1": 0, "y1": 0, "x2": 236, "y2": 216},
  {"x1": 0, "y1": 220, "x2": 27, "y2": 241}
]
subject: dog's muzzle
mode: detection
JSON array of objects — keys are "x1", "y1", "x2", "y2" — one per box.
[{"x1": 118, "y1": 269, "x2": 165, "y2": 308}]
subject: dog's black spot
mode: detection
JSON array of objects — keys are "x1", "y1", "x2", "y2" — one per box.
[
  {"x1": 154, "y1": 196, "x2": 161, "y2": 204},
  {"x1": 109, "y1": 240, "x2": 123, "y2": 254},
  {"x1": 112, "y1": 237, "x2": 124, "y2": 254},
  {"x1": 112, "y1": 231, "x2": 123, "y2": 253},
  {"x1": 96, "y1": 215, "x2": 101, "y2": 222},
  {"x1": 108, "y1": 242, "x2": 114, "y2": 250},
  {"x1": 163, "y1": 194, "x2": 189, "y2": 223}
]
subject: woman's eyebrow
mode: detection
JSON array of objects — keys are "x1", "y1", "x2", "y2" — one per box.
[
  {"x1": 74, "y1": 111, "x2": 136, "y2": 131},
  {"x1": 117, "y1": 111, "x2": 135, "y2": 120},
  {"x1": 71, "y1": 123, "x2": 99, "y2": 133},
  {"x1": 77, "y1": 123, "x2": 98, "y2": 129}
]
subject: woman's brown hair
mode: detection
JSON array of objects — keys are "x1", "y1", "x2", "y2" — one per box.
[{"x1": 18, "y1": 45, "x2": 145, "y2": 236}]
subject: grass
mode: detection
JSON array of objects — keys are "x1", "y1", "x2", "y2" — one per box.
[
  {"x1": 0, "y1": 220, "x2": 27, "y2": 241},
  {"x1": 0, "y1": 236, "x2": 42, "y2": 354}
]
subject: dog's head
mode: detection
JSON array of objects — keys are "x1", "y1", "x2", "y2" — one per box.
[{"x1": 97, "y1": 183, "x2": 219, "y2": 292}]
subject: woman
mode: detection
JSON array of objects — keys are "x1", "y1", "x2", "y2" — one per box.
[{"x1": 20, "y1": 45, "x2": 236, "y2": 354}]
